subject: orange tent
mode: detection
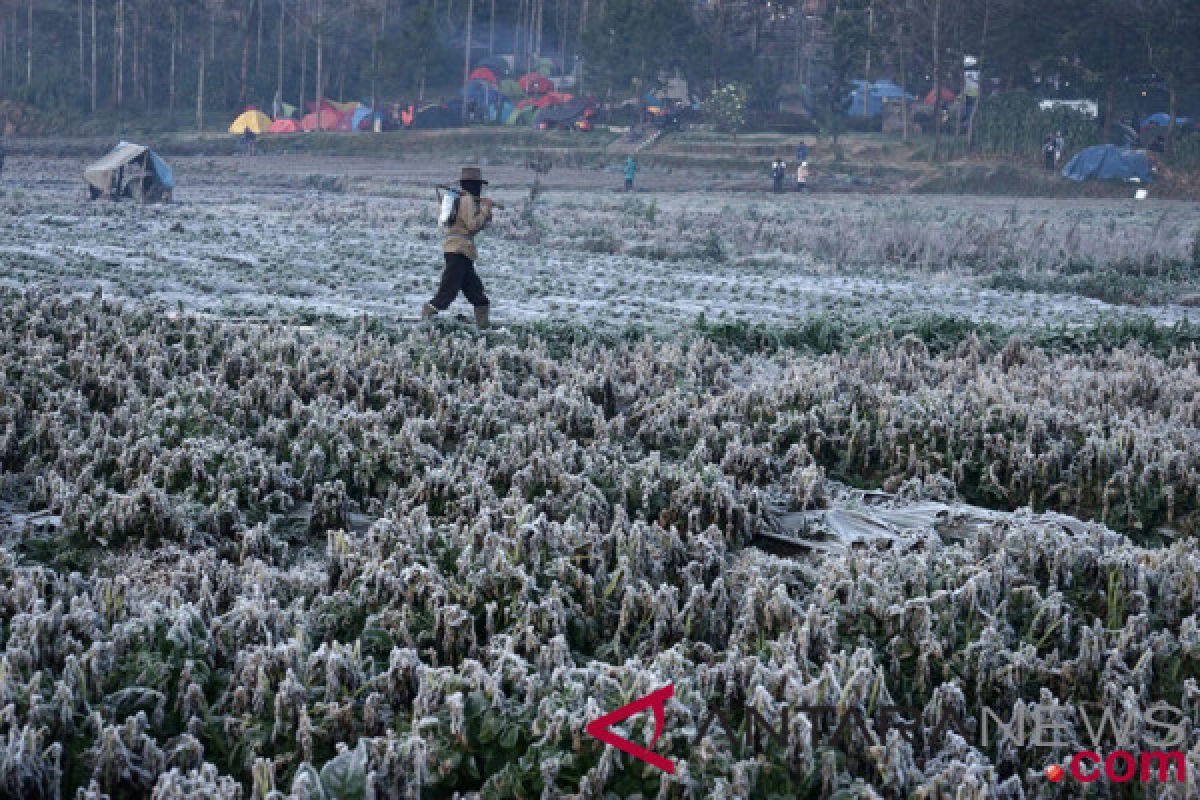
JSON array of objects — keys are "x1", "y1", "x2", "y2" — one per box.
[
  {"x1": 924, "y1": 87, "x2": 956, "y2": 105},
  {"x1": 269, "y1": 118, "x2": 300, "y2": 133},
  {"x1": 301, "y1": 109, "x2": 340, "y2": 131}
]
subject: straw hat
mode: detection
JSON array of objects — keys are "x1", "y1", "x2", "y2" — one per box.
[{"x1": 458, "y1": 166, "x2": 488, "y2": 185}]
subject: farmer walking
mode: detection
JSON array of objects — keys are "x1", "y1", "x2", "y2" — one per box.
[
  {"x1": 624, "y1": 156, "x2": 638, "y2": 191},
  {"x1": 422, "y1": 166, "x2": 494, "y2": 328},
  {"x1": 1042, "y1": 134, "x2": 1057, "y2": 172}
]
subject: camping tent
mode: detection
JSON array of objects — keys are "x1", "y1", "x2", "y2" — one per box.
[
  {"x1": 505, "y1": 105, "x2": 538, "y2": 126},
  {"x1": 301, "y1": 109, "x2": 341, "y2": 131},
  {"x1": 1139, "y1": 112, "x2": 1193, "y2": 131},
  {"x1": 924, "y1": 87, "x2": 956, "y2": 105},
  {"x1": 1061, "y1": 145, "x2": 1152, "y2": 183},
  {"x1": 351, "y1": 106, "x2": 382, "y2": 131},
  {"x1": 84, "y1": 141, "x2": 174, "y2": 203},
  {"x1": 535, "y1": 99, "x2": 593, "y2": 129},
  {"x1": 469, "y1": 67, "x2": 499, "y2": 85},
  {"x1": 269, "y1": 118, "x2": 301, "y2": 133},
  {"x1": 230, "y1": 110, "x2": 272, "y2": 134},
  {"x1": 477, "y1": 56, "x2": 511, "y2": 78},
  {"x1": 519, "y1": 72, "x2": 553, "y2": 94},
  {"x1": 411, "y1": 103, "x2": 464, "y2": 129},
  {"x1": 847, "y1": 80, "x2": 912, "y2": 117}
]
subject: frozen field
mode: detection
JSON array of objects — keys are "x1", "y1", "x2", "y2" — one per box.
[
  {"x1": 2, "y1": 154, "x2": 1200, "y2": 799},
  {"x1": 3, "y1": 155, "x2": 1199, "y2": 328}
]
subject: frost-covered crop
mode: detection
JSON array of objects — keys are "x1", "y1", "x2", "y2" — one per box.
[{"x1": 0, "y1": 290, "x2": 1197, "y2": 798}]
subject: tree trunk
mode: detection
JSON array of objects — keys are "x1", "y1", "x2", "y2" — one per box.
[
  {"x1": 115, "y1": 0, "x2": 124, "y2": 108},
  {"x1": 299, "y1": 23, "x2": 308, "y2": 118},
  {"x1": 462, "y1": 0, "x2": 474, "y2": 122},
  {"x1": 239, "y1": 0, "x2": 254, "y2": 107},
  {"x1": 488, "y1": 0, "x2": 495, "y2": 56},
  {"x1": 1166, "y1": 85, "x2": 1176, "y2": 155},
  {"x1": 197, "y1": 38, "x2": 206, "y2": 130},
  {"x1": 315, "y1": 0, "x2": 323, "y2": 129},
  {"x1": 932, "y1": 0, "x2": 942, "y2": 161},
  {"x1": 90, "y1": 0, "x2": 97, "y2": 112},
  {"x1": 131, "y1": 8, "x2": 140, "y2": 108},
  {"x1": 256, "y1": 0, "x2": 264, "y2": 81},
  {"x1": 78, "y1": 0, "x2": 84, "y2": 93},
  {"x1": 966, "y1": 0, "x2": 989, "y2": 150},
  {"x1": 899, "y1": 21, "x2": 909, "y2": 142},
  {"x1": 516, "y1": 0, "x2": 525, "y2": 71},
  {"x1": 170, "y1": 5, "x2": 178, "y2": 114},
  {"x1": 278, "y1": 0, "x2": 286, "y2": 113},
  {"x1": 26, "y1": 0, "x2": 32, "y2": 87}
]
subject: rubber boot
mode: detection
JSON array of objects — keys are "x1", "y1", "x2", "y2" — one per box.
[
  {"x1": 474, "y1": 305, "x2": 490, "y2": 329},
  {"x1": 421, "y1": 303, "x2": 439, "y2": 320}
]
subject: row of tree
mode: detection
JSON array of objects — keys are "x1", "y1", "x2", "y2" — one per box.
[{"x1": 0, "y1": 0, "x2": 1196, "y2": 144}]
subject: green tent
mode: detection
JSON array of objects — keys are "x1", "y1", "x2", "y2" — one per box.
[{"x1": 501, "y1": 79, "x2": 523, "y2": 99}]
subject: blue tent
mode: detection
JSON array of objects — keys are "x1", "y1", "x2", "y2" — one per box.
[
  {"x1": 1061, "y1": 145, "x2": 1152, "y2": 183},
  {"x1": 463, "y1": 79, "x2": 506, "y2": 121},
  {"x1": 350, "y1": 106, "x2": 378, "y2": 131},
  {"x1": 846, "y1": 80, "x2": 913, "y2": 117},
  {"x1": 1140, "y1": 112, "x2": 1193, "y2": 129}
]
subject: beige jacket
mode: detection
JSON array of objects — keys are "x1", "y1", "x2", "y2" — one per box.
[{"x1": 442, "y1": 192, "x2": 492, "y2": 262}]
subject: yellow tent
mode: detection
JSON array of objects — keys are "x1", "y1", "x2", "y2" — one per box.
[
  {"x1": 328, "y1": 100, "x2": 359, "y2": 113},
  {"x1": 229, "y1": 110, "x2": 272, "y2": 134}
]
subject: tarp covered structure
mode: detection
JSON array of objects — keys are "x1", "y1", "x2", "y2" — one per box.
[
  {"x1": 1061, "y1": 145, "x2": 1153, "y2": 183},
  {"x1": 229, "y1": 110, "x2": 272, "y2": 134},
  {"x1": 535, "y1": 99, "x2": 594, "y2": 129},
  {"x1": 84, "y1": 141, "x2": 174, "y2": 202},
  {"x1": 847, "y1": 80, "x2": 913, "y2": 117}
]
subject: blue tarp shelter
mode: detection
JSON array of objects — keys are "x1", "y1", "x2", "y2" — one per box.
[
  {"x1": 1061, "y1": 145, "x2": 1152, "y2": 183},
  {"x1": 846, "y1": 80, "x2": 913, "y2": 117}
]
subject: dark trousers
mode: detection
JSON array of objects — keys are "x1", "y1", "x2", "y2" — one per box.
[{"x1": 430, "y1": 252, "x2": 489, "y2": 310}]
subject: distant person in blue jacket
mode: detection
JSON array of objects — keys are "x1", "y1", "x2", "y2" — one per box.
[{"x1": 624, "y1": 156, "x2": 638, "y2": 191}]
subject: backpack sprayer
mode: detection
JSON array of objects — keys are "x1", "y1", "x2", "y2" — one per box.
[{"x1": 435, "y1": 184, "x2": 504, "y2": 227}]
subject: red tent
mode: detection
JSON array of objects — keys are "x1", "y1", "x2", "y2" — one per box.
[
  {"x1": 269, "y1": 118, "x2": 300, "y2": 133},
  {"x1": 924, "y1": 87, "x2": 956, "y2": 105},
  {"x1": 518, "y1": 72, "x2": 554, "y2": 94},
  {"x1": 305, "y1": 99, "x2": 338, "y2": 114},
  {"x1": 335, "y1": 112, "x2": 355, "y2": 131},
  {"x1": 468, "y1": 67, "x2": 498, "y2": 85},
  {"x1": 301, "y1": 109, "x2": 340, "y2": 131}
]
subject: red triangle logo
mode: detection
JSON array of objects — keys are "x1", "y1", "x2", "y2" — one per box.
[{"x1": 585, "y1": 684, "x2": 676, "y2": 774}]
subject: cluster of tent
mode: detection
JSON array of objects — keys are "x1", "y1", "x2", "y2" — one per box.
[
  {"x1": 460, "y1": 56, "x2": 595, "y2": 130},
  {"x1": 230, "y1": 100, "x2": 386, "y2": 136},
  {"x1": 844, "y1": 80, "x2": 957, "y2": 118}
]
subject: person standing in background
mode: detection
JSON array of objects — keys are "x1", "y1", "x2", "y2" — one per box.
[
  {"x1": 772, "y1": 158, "x2": 787, "y2": 192},
  {"x1": 624, "y1": 156, "x2": 638, "y2": 191}
]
